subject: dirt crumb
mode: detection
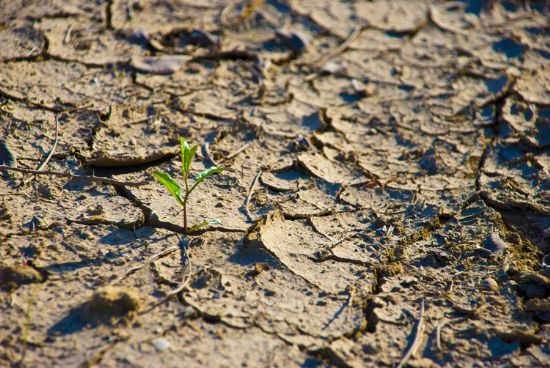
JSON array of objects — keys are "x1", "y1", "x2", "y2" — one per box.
[
  {"x1": 88, "y1": 286, "x2": 140, "y2": 319},
  {"x1": 0, "y1": 262, "x2": 43, "y2": 290}
]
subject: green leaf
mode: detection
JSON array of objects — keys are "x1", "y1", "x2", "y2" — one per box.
[
  {"x1": 185, "y1": 145, "x2": 198, "y2": 177},
  {"x1": 190, "y1": 219, "x2": 221, "y2": 231},
  {"x1": 153, "y1": 170, "x2": 183, "y2": 206},
  {"x1": 180, "y1": 137, "x2": 190, "y2": 176},
  {"x1": 187, "y1": 166, "x2": 223, "y2": 197},
  {"x1": 194, "y1": 166, "x2": 223, "y2": 184}
]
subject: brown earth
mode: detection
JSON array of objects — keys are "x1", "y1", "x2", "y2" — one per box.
[{"x1": 1, "y1": 0, "x2": 549, "y2": 367}]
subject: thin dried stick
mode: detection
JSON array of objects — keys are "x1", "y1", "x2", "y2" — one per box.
[
  {"x1": 202, "y1": 143, "x2": 218, "y2": 166},
  {"x1": 244, "y1": 169, "x2": 262, "y2": 222},
  {"x1": 116, "y1": 244, "x2": 180, "y2": 283},
  {"x1": 397, "y1": 299, "x2": 426, "y2": 368},
  {"x1": 165, "y1": 244, "x2": 192, "y2": 296},
  {"x1": 436, "y1": 319, "x2": 450, "y2": 351},
  {"x1": 37, "y1": 114, "x2": 60, "y2": 171},
  {"x1": 0, "y1": 166, "x2": 148, "y2": 187},
  {"x1": 64, "y1": 25, "x2": 73, "y2": 44},
  {"x1": 315, "y1": 25, "x2": 362, "y2": 66},
  {"x1": 219, "y1": 141, "x2": 252, "y2": 163}
]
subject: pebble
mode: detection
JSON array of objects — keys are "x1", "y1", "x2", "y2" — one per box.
[
  {"x1": 484, "y1": 232, "x2": 507, "y2": 256},
  {"x1": 484, "y1": 277, "x2": 499, "y2": 292},
  {"x1": 152, "y1": 337, "x2": 171, "y2": 352}
]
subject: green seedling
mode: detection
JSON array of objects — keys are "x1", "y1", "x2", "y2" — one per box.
[{"x1": 153, "y1": 138, "x2": 223, "y2": 234}]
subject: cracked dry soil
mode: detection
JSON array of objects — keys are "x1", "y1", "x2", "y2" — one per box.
[{"x1": 1, "y1": 0, "x2": 549, "y2": 367}]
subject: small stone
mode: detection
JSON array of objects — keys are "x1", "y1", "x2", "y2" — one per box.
[
  {"x1": 152, "y1": 337, "x2": 171, "y2": 352},
  {"x1": 485, "y1": 277, "x2": 499, "y2": 292},
  {"x1": 484, "y1": 232, "x2": 507, "y2": 256}
]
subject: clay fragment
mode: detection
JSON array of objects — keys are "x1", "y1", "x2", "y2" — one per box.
[
  {"x1": 88, "y1": 286, "x2": 140, "y2": 319},
  {"x1": 87, "y1": 147, "x2": 179, "y2": 167},
  {"x1": 0, "y1": 263, "x2": 44, "y2": 290}
]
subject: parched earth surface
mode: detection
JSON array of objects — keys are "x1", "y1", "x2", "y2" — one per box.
[{"x1": 1, "y1": 1, "x2": 549, "y2": 367}]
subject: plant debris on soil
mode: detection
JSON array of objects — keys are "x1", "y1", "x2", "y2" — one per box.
[{"x1": 1, "y1": 0, "x2": 549, "y2": 367}]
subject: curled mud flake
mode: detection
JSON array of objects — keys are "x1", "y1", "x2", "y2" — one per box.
[
  {"x1": 245, "y1": 210, "x2": 370, "y2": 293},
  {"x1": 89, "y1": 286, "x2": 140, "y2": 320},
  {"x1": 260, "y1": 172, "x2": 296, "y2": 192},
  {"x1": 483, "y1": 232, "x2": 507, "y2": 256},
  {"x1": 297, "y1": 152, "x2": 355, "y2": 184},
  {"x1": 130, "y1": 55, "x2": 191, "y2": 75},
  {"x1": 87, "y1": 147, "x2": 179, "y2": 167}
]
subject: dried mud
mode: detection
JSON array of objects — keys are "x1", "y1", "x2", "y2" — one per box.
[{"x1": 0, "y1": 1, "x2": 549, "y2": 367}]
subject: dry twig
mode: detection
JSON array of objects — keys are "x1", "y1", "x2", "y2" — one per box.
[
  {"x1": 37, "y1": 114, "x2": 60, "y2": 171},
  {"x1": 219, "y1": 141, "x2": 253, "y2": 163},
  {"x1": 202, "y1": 143, "x2": 218, "y2": 166},
  {"x1": 244, "y1": 169, "x2": 262, "y2": 222},
  {"x1": 397, "y1": 299, "x2": 426, "y2": 368},
  {"x1": 315, "y1": 25, "x2": 362, "y2": 66},
  {"x1": 165, "y1": 244, "x2": 192, "y2": 296},
  {"x1": 436, "y1": 319, "x2": 450, "y2": 351}
]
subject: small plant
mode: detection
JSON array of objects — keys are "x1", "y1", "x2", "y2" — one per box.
[{"x1": 153, "y1": 138, "x2": 223, "y2": 234}]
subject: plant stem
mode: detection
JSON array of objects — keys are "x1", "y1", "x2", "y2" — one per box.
[
  {"x1": 183, "y1": 201, "x2": 188, "y2": 234},
  {"x1": 183, "y1": 168, "x2": 189, "y2": 234}
]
